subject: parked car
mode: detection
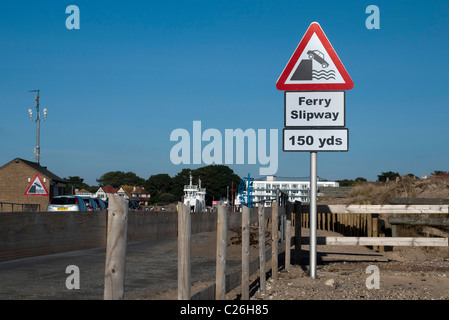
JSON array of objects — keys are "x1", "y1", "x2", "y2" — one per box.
[
  {"x1": 81, "y1": 197, "x2": 99, "y2": 211},
  {"x1": 47, "y1": 195, "x2": 88, "y2": 212},
  {"x1": 129, "y1": 200, "x2": 141, "y2": 211},
  {"x1": 93, "y1": 197, "x2": 107, "y2": 210}
]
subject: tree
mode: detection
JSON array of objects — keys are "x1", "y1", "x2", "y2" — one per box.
[
  {"x1": 431, "y1": 170, "x2": 447, "y2": 176},
  {"x1": 336, "y1": 179, "x2": 354, "y2": 187},
  {"x1": 190, "y1": 165, "x2": 241, "y2": 205},
  {"x1": 96, "y1": 171, "x2": 145, "y2": 188},
  {"x1": 145, "y1": 174, "x2": 172, "y2": 195},
  {"x1": 158, "y1": 193, "x2": 176, "y2": 205},
  {"x1": 170, "y1": 165, "x2": 242, "y2": 205},
  {"x1": 336, "y1": 177, "x2": 367, "y2": 187},
  {"x1": 377, "y1": 171, "x2": 400, "y2": 182},
  {"x1": 64, "y1": 176, "x2": 90, "y2": 194},
  {"x1": 353, "y1": 177, "x2": 367, "y2": 185},
  {"x1": 171, "y1": 168, "x2": 193, "y2": 201},
  {"x1": 144, "y1": 174, "x2": 173, "y2": 205}
]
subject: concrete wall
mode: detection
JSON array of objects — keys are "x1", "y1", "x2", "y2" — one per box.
[
  {"x1": 0, "y1": 211, "x2": 107, "y2": 262},
  {"x1": 0, "y1": 207, "x2": 273, "y2": 262}
]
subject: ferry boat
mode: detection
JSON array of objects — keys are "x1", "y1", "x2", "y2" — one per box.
[{"x1": 183, "y1": 174, "x2": 206, "y2": 212}]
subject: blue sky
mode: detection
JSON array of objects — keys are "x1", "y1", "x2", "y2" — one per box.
[{"x1": 1, "y1": 0, "x2": 448, "y2": 185}]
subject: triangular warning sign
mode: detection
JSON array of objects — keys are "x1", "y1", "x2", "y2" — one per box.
[
  {"x1": 24, "y1": 174, "x2": 49, "y2": 196},
  {"x1": 276, "y1": 22, "x2": 354, "y2": 91}
]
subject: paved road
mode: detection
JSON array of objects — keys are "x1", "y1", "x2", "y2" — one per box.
[
  {"x1": 0, "y1": 228, "x2": 389, "y2": 300},
  {"x1": 0, "y1": 232, "x2": 240, "y2": 300}
]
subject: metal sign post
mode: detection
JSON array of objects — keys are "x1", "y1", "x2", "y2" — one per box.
[
  {"x1": 309, "y1": 152, "x2": 317, "y2": 279},
  {"x1": 309, "y1": 152, "x2": 317, "y2": 278},
  {"x1": 277, "y1": 22, "x2": 353, "y2": 278}
]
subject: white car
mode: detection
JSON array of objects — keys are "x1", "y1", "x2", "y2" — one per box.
[{"x1": 47, "y1": 195, "x2": 88, "y2": 212}]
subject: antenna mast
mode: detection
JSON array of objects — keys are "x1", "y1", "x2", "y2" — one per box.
[{"x1": 28, "y1": 90, "x2": 47, "y2": 165}]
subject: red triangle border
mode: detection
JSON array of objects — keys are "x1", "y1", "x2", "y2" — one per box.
[
  {"x1": 24, "y1": 173, "x2": 50, "y2": 197},
  {"x1": 276, "y1": 22, "x2": 354, "y2": 91}
]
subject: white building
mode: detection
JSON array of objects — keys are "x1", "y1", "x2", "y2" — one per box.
[{"x1": 252, "y1": 176, "x2": 339, "y2": 207}]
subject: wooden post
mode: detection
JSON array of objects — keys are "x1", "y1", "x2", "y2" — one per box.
[
  {"x1": 241, "y1": 205, "x2": 250, "y2": 300},
  {"x1": 215, "y1": 205, "x2": 227, "y2": 300},
  {"x1": 367, "y1": 214, "x2": 372, "y2": 237},
  {"x1": 336, "y1": 213, "x2": 340, "y2": 233},
  {"x1": 294, "y1": 201, "x2": 302, "y2": 265},
  {"x1": 379, "y1": 233, "x2": 385, "y2": 253},
  {"x1": 285, "y1": 203, "x2": 293, "y2": 272},
  {"x1": 391, "y1": 213, "x2": 398, "y2": 237},
  {"x1": 271, "y1": 200, "x2": 279, "y2": 280},
  {"x1": 258, "y1": 204, "x2": 266, "y2": 294},
  {"x1": 178, "y1": 202, "x2": 191, "y2": 300},
  {"x1": 317, "y1": 212, "x2": 322, "y2": 230},
  {"x1": 350, "y1": 214, "x2": 354, "y2": 236},
  {"x1": 104, "y1": 194, "x2": 129, "y2": 300},
  {"x1": 305, "y1": 211, "x2": 309, "y2": 228},
  {"x1": 373, "y1": 214, "x2": 379, "y2": 251}
]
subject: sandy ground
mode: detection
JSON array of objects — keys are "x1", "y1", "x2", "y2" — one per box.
[{"x1": 149, "y1": 227, "x2": 449, "y2": 300}]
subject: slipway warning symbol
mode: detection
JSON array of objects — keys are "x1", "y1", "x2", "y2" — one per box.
[
  {"x1": 276, "y1": 22, "x2": 353, "y2": 91},
  {"x1": 24, "y1": 174, "x2": 49, "y2": 196}
]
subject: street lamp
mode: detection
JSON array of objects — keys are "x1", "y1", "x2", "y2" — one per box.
[{"x1": 28, "y1": 90, "x2": 47, "y2": 165}]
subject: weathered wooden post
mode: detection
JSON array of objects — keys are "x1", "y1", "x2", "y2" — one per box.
[
  {"x1": 178, "y1": 202, "x2": 191, "y2": 300},
  {"x1": 104, "y1": 194, "x2": 129, "y2": 300},
  {"x1": 285, "y1": 202, "x2": 293, "y2": 272},
  {"x1": 373, "y1": 214, "x2": 379, "y2": 251},
  {"x1": 367, "y1": 213, "x2": 372, "y2": 238},
  {"x1": 272, "y1": 198, "x2": 279, "y2": 280},
  {"x1": 294, "y1": 201, "x2": 302, "y2": 265},
  {"x1": 258, "y1": 204, "x2": 266, "y2": 294},
  {"x1": 241, "y1": 205, "x2": 250, "y2": 300},
  {"x1": 215, "y1": 205, "x2": 227, "y2": 300}
]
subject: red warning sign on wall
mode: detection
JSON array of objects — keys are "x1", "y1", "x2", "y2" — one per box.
[
  {"x1": 276, "y1": 22, "x2": 354, "y2": 91},
  {"x1": 24, "y1": 174, "x2": 49, "y2": 196}
]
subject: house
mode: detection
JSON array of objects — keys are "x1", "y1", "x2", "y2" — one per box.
[
  {"x1": 0, "y1": 158, "x2": 66, "y2": 211},
  {"x1": 75, "y1": 189, "x2": 94, "y2": 197},
  {"x1": 95, "y1": 185, "x2": 118, "y2": 201},
  {"x1": 116, "y1": 185, "x2": 151, "y2": 206}
]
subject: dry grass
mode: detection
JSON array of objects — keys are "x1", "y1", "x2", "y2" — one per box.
[
  {"x1": 345, "y1": 177, "x2": 449, "y2": 240},
  {"x1": 347, "y1": 176, "x2": 419, "y2": 205}
]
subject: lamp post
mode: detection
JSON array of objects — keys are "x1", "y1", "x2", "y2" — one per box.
[{"x1": 28, "y1": 90, "x2": 47, "y2": 165}]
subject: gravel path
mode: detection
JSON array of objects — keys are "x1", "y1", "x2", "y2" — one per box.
[
  {"x1": 245, "y1": 227, "x2": 449, "y2": 301},
  {"x1": 251, "y1": 259, "x2": 449, "y2": 300}
]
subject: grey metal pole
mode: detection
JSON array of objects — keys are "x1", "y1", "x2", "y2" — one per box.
[
  {"x1": 310, "y1": 151, "x2": 317, "y2": 278},
  {"x1": 36, "y1": 98, "x2": 40, "y2": 165},
  {"x1": 29, "y1": 90, "x2": 46, "y2": 165}
]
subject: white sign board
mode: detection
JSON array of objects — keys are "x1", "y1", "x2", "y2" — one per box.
[
  {"x1": 285, "y1": 91, "x2": 345, "y2": 127},
  {"x1": 283, "y1": 128, "x2": 348, "y2": 152}
]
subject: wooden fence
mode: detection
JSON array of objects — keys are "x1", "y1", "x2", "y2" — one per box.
[
  {"x1": 299, "y1": 204, "x2": 449, "y2": 250},
  {"x1": 178, "y1": 192, "x2": 300, "y2": 301},
  {"x1": 180, "y1": 201, "x2": 448, "y2": 300}
]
